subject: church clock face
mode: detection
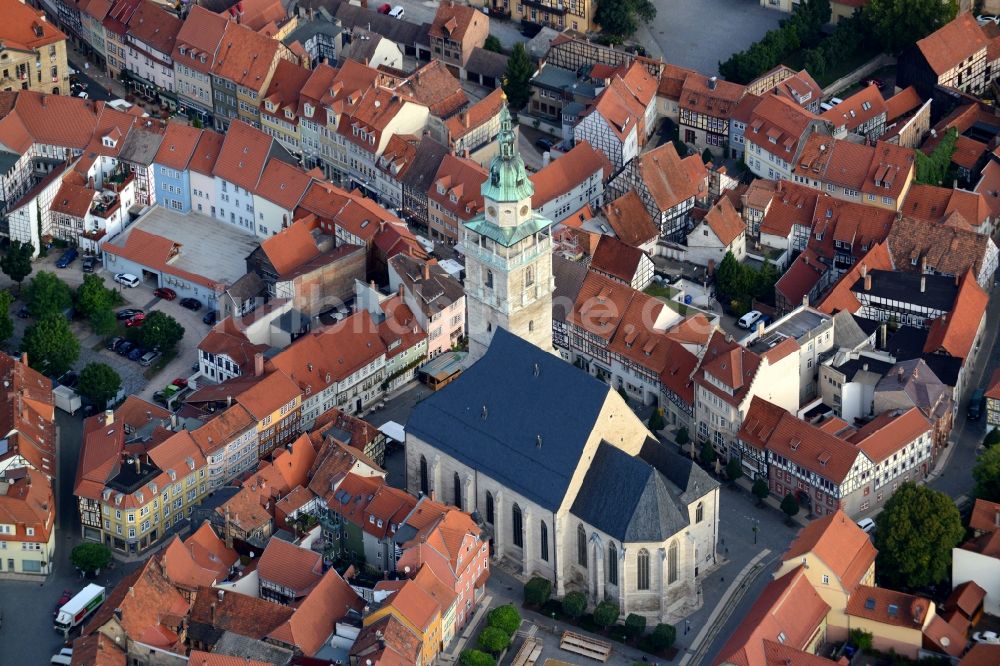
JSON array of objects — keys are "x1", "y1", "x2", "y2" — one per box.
[
  {"x1": 520, "y1": 205, "x2": 529, "y2": 216},
  {"x1": 487, "y1": 206, "x2": 497, "y2": 217}
]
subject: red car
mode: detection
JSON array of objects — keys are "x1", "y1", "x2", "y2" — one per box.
[
  {"x1": 154, "y1": 287, "x2": 177, "y2": 300},
  {"x1": 377, "y1": 2, "x2": 390, "y2": 12},
  {"x1": 171, "y1": 377, "x2": 189, "y2": 388},
  {"x1": 126, "y1": 313, "x2": 145, "y2": 327}
]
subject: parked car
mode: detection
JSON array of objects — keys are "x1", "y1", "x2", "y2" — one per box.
[
  {"x1": 737, "y1": 310, "x2": 763, "y2": 329},
  {"x1": 114, "y1": 273, "x2": 140, "y2": 287},
  {"x1": 179, "y1": 297, "x2": 202, "y2": 311},
  {"x1": 171, "y1": 377, "x2": 188, "y2": 388},
  {"x1": 16, "y1": 304, "x2": 30, "y2": 319},
  {"x1": 82, "y1": 256, "x2": 96, "y2": 273},
  {"x1": 377, "y1": 2, "x2": 390, "y2": 12},
  {"x1": 202, "y1": 310, "x2": 217, "y2": 326},
  {"x1": 106, "y1": 336, "x2": 123, "y2": 351},
  {"x1": 58, "y1": 371, "x2": 78, "y2": 388},
  {"x1": 856, "y1": 518, "x2": 875, "y2": 534},
  {"x1": 388, "y1": 5, "x2": 404, "y2": 18},
  {"x1": 125, "y1": 313, "x2": 145, "y2": 327},
  {"x1": 116, "y1": 308, "x2": 143, "y2": 320},
  {"x1": 75, "y1": 91, "x2": 88, "y2": 100},
  {"x1": 969, "y1": 388, "x2": 985, "y2": 421},
  {"x1": 115, "y1": 340, "x2": 134, "y2": 356},
  {"x1": 139, "y1": 350, "x2": 160, "y2": 367},
  {"x1": 127, "y1": 346, "x2": 145, "y2": 362},
  {"x1": 534, "y1": 137, "x2": 554, "y2": 152},
  {"x1": 153, "y1": 287, "x2": 177, "y2": 300},
  {"x1": 55, "y1": 248, "x2": 78, "y2": 268}
]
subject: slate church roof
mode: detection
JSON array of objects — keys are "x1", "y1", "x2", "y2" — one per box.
[
  {"x1": 406, "y1": 328, "x2": 612, "y2": 510},
  {"x1": 571, "y1": 442, "x2": 693, "y2": 542}
]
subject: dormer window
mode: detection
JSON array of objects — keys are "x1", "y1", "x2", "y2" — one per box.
[
  {"x1": 437, "y1": 184, "x2": 446, "y2": 195},
  {"x1": 449, "y1": 193, "x2": 458, "y2": 204},
  {"x1": 102, "y1": 136, "x2": 117, "y2": 148},
  {"x1": 304, "y1": 102, "x2": 314, "y2": 117},
  {"x1": 200, "y1": 54, "x2": 206, "y2": 63},
  {"x1": 179, "y1": 46, "x2": 187, "y2": 55}
]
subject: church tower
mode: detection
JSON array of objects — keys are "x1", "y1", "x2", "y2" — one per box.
[{"x1": 462, "y1": 97, "x2": 555, "y2": 364}]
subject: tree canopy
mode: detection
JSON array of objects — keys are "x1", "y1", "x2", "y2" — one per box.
[
  {"x1": 22, "y1": 313, "x2": 79, "y2": 377},
  {"x1": 487, "y1": 605, "x2": 521, "y2": 637},
  {"x1": 71, "y1": 542, "x2": 112, "y2": 574},
  {"x1": 78, "y1": 362, "x2": 122, "y2": 409},
  {"x1": 460, "y1": 651, "x2": 497, "y2": 666},
  {"x1": 0, "y1": 290, "x2": 13, "y2": 344},
  {"x1": 502, "y1": 43, "x2": 533, "y2": 111},
  {"x1": 595, "y1": 0, "x2": 656, "y2": 43},
  {"x1": 974, "y1": 445, "x2": 1000, "y2": 501},
  {"x1": 593, "y1": 600, "x2": 620, "y2": 628},
  {"x1": 484, "y1": 35, "x2": 503, "y2": 53},
  {"x1": 562, "y1": 591, "x2": 587, "y2": 619},
  {"x1": 25, "y1": 271, "x2": 72, "y2": 319},
  {"x1": 873, "y1": 482, "x2": 964, "y2": 589},
  {"x1": 865, "y1": 0, "x2": 957, "y2": 54},
  {"x1": 140, "y1": 311, "x2": 185, "y2": 351},
  {"x1": 780, "y1": 493, "x2": 800, "y2": 521},
  {"x1": 714, "y1": 252, "x2": 778, "y2": 314},
  {"x1": 0, "y1": 240, "x2": 33, "y2": 288},
  {"x1": 478, "y1": 627, "x2": 510, "y2": 655}
]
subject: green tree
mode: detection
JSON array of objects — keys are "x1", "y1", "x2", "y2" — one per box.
[
  {"x1": 701, "y1": 148, "x2": 714, "y2": 164},
  {"x1": 726, "y1": 457, "x2": 743, "y2": 482},
  {"x1": 714, "y1": 251, "x2": 746, "y2": 302},
  {"x1": 676, "y1": 427, "x2": 690, "y2": 447},
  {"x1": 487, "y1": 605, "x2": 521, "y2": 637},
  {"x1": 780, "y1": 493, "x2": 800, "y2": 522},
  {"x1": 89, "y1": 307, "x2": 117, "y2": 336},
  {"x1": 866, "y1": 0, "x2": 957, "y2": 53},
  {"x1": 624, "y1": 613, "x2": 646, "y2": 638},
  {"x1": 140, "y1": 310, "x2": 185, "y2": 351},
  {"x1": 25, "y1": 271, "x2": 72, "y2": 318},
  {"x1": 75, "y1": 274, "x2": 114, "y2": 318},
  {"x1": 70, "y1": 542, "x2": 112, "y2": 574},
  {"x1": 873, "y1": 482, "x2": 964, "y2": 589},
  {"x1": 478, "y1": 627, "x2": 510, "y2": 655},
  {"x1": 460, "y1": 651, "x2": 497, "y2": 666},
  {"x1": 593, "y1": 600, "x2": 620, "y2": 629},
  {"x1": 524, "y1": 576, "x2": 552, "y2": 606},
  {"x1": 986, "y1": 428, "x2": 1000, "y2": 449},
  {"x1": 562, "y1": 591, "x2": 587, "y2": 619},
  {"x1": 915, "y1": 127, "x2": 958, "y2": 185},
  {"x1": 502, "y1": 43, "x2": 533, "y2": 111},
  {"x1": 0, "y1": 290, "x2": 14, "y2": 344},
  {"x1": 22, "y1": 313, "x2": 79, "y2": 376},
  {"x1": 974, "y1": 445, "x2": 1000, "y2": 501},
  {"x1": 649, "y1": 623, "x2": 676, "y2": 650},
  {"x1": 484, "y1": 35, "x2": 503, "y2": 53},
  {"x1": 0, "y1": 240, "x2": 34, "y2": 290},
  {"x1": 647, "y1": 408, "x2": 665, "y2": 432},
  {"x1": 752, "y1": 477, "x2": 770, "y2": 504},
  {"x1": 595, "y1": 0, "x2": 656, "y2": 42},
  {"x1": 699, "y1": 441, "x2": 717, "y2": 467},
  {"x1": 77, "y1": 362, "x2": 121, "y2": 409}
]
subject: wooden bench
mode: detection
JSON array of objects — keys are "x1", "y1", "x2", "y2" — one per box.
[
  {"x1": 510, "y1": 637, "x2": 541, "y2": 666},
  {"x1": 559, "y1": 631, "x2": 612, "y2": 662}
]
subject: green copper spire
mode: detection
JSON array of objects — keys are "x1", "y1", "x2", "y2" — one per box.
[{"x1": 481, "y1": 100, "x2": 535, "y2": 203}]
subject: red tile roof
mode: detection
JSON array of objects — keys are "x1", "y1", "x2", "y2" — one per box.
[
  {"x1": 848, "y1": 407, "x2": 930, "y2": 463},
  {"x1": 126, "y1": 1, "x2": 182, "y2": 57},
  {"x1": 700, "y1": 197, "x2": 744, "y2": 246},
  {"x1": 680, "y1": 73, "x2": 745, "y2": 120},
  {"x1": 171, "y1": 5, "x2": 228, "y2": 73},
  {"x1": 328, "y1": 473, "x2": 417, "y2": 540},
  {"x1": 746, "y1": 94, "x2": 818, "y2": 158},
  {"x1": 212, "y1": 120, "x2": 274, "y2": 191},
  {"x1": 267, "y1": 567, "x2": 363, "y2": 655},
  {"x1": 187, "y1": 652, "x2": 269, "y2": 666},
  {"x1": 0, "y1": 353, "x2": 56, "y2": 478},
  {"x1": 970, "y1": 497, "x2": 1000, "y2": 533},
  {"x1": 429, "y1": 1, "x2": 487, "y2": 43},
  {"x1": 712, "y1": 566, "x2": 830, "y2": 666},
  {"x1": 738, "y1": 397, "x2": 788, "y2": 453},
  {"x1": 603, "y1": 190, "x2": 658, "y2": 247},
  {"x1": 188, "y1": 128, "x2": 224, "y2": 176},
  {"x1": 428, "y1": 153, "x2": 487, "y2": 222},
  {"x1": 0, "y1": 466, "x2": 54, "y2": 544},
  {"x1": 636, "y1": 141, "x2": 708, "y2": 212},
  {"x1": 154, "y1": 122, "x2": 203, "y2": 170},
  {"x1": 395, "y1": 60, "x2": 467, "y2": 119},
  {"x1": 885, "y1": 86, "x2": 923, "y2": 122},
  {"x1": 916, "y1": 12, "x2": 989, "y2": 77},
  {"x1": 784, "y1": 509, "x2": 876, "y2": 592},
  {"x1": 590, "y1": 235, "x2": 645, "y2": 284},
  {"x1": 189, "y1": 586, "x2": 294, "y2": 640},
  {"x1": 945, "y1": 579, "x2": 986, "y2": 618},
  {"x1": 255, "y1": 157, "x2": 316, "y2": 210},
  {"x1": 260, "y1": 58, "x2": 312, "y2": 125},
  {"x1": 923, "y1": 269, "x2": 987, "y2": 359},
  {"x1": 589, "y1": 76, "x2": 646, "y2": 141},
  {"x1": 70, "y1": 634, "x2": 126, "y2": 666},
  {"x1": 258, "y1": 537, "x2": 324, "y2": 596},
  {"x1": 161, "y1": 521, "x2": 238, "y2": 591},
  {"x1": 445, "y1": 87, "x2": 503, "y2": 143},
  {"x1": 820, "y1": 84, "x2": 886, "y2": 133},
  {"x1": 847, "y1": 585, "x2": 931, "y2": 627},
  {"x1": 817, "y1": 242, "x2": 894, "y2": 315},
  {"x1": 696, "y1": 331, "x2": 763, "y2": 406},
  {"x1": 529, "y1": 140, "x2": 610, "y2": 210},
  {"x1": 212, "y1": 19, "x2": 282, "y2": 92},
  {"x1": 0, "y1": 0, "x2": 67, "y2": 49}
]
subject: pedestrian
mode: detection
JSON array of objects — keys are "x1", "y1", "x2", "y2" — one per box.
[{"x1": 721, "y1": 576, "x2": 724, "y2": 582}]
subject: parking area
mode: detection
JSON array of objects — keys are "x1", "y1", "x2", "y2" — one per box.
[{"x1": 641, "y1": 0, "x2": 783, "y2": 76}]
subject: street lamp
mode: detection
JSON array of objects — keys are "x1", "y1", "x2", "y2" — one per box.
[{"x1": 752, "y1": 518, "x2": 760, "y2": 545}]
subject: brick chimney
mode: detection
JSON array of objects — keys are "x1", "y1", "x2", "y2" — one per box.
[
  {"x1": 254, "y1": 352, "x2": 264, "y2": 378},
  {"x1": 864, "y1": 273, "x2": 872, "y2": 291},
  {"x1": 920, "y1": 275, "x2": 925, "y2": 293},
  {"x1": 423, "y1": 262, "x2": 430, "y2": 281}
]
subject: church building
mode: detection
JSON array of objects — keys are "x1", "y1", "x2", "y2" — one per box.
[{"x1": 405, "y1": 329, "x2": 720, "y2": 622}]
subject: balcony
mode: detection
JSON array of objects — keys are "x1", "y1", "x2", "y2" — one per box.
[{"x1": 90, "y1": 192, "x2": 120, "y2": 219}]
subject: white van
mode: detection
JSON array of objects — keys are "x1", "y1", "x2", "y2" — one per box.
[
  {"x1": 388, "y1": 5, "x2": 404, "y2": 18},
  {"x1": 737, "y1": 310, "x2": 762, "y2": 329},
  {"x1": 857, "y1": 517, "x2": 875, "y2": 533},
  {"x1": 51, "y1": 656, "x2": 73, "y2": 665}
]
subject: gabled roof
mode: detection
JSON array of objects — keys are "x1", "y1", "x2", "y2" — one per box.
[
  {"x1": 255, "y1": 158, "x2": 316, "y2": 210},
  {"x1": 923, "y1": 270, "x2": 988, "y2": 359},
  {"x1": 395, "y1": 60, "x2": 467, "y2": 119},
  {"x1": 126, "y1": 0, "x2": 182, "y2": 57},
  {"x1": 0, "y1": 466, "x2": 53, "y2": 543},
  {"x1": 738, "y1": 397, "x2": 788, "y2": 453},
  {"x1": 603, "y1": 190, "x2": 658, "y2": 247},
  {"x1": 407, "y1": 329, "x2": 616, "y2": 511},
  {"x1": 257, "y1": 537, "x2": 323, "y2": 596},
  {"x1": 846, "y1": 585, "x2": 931, "y2": 628},
  {"x1": 636, "y1": 141, "x2": 707, "y2": 212},
  {"x1": 816, "y1": 242, "x2": 894, "y2": 314},
  {"x1": 945, "y1": 580, "x2": 986, "y2": 617},
  {"x1": 171, "y1": 5, "x2": 228, "y2": 73},
  {"x1": 680, "y1": 73, "x2": 744, "y2": 120},
  {"x1": 746, "y1": 93, "x2": 819, "y2": 158},
  {"x1": 0, "y1": 353, "x2": 56, "y2": 477},
  {"x1": 212, "y1": 19, "x2": 282, "y2": 92},
  {"x1": 428, "y1": 153, "x2": 487, "y2": 222},
  {"x1": 848, "y1": 407, "x2": 930, "y2": 463},
  {"x1": 328, "y1": 473, "x2": 416, "y2": 539},
  {"x1": 351, "y1": 614, "x2": 421, "y2": 666},
  {"x1": 212, "y1": 120, "x2": 274, "y2": 192},
  {"x1": 267, "y1": 567, "x2": 363, "y2": 656},
  {"x1": 590, "y1": 235, "x2": 644, "y2": 284},
  {"x1": 161, "y1": 521, "x2": 238, "y2": 590},
  {"x1": 70, "y1": 633, "x2": 126, "y2": 666},
  {"x1": 784, "y1": 509, "x2": 876, "y2": 592},
  {"x1": 970, "y1": 497, "x2": 1000, "y2": 534},
  {"x1": 588, "y1": 76, "x2": 646, "y2": 140},
  {"x1": 428, "y1": 0, "x2": 487, "y2": 43},
  {"x1": 153, "y1": 122, "x2": 202, "y2": 171},
  {"x1": 189, "y1": 586, "x2": 293, "y2": 642},
  {"x1": 445, "y1": 87, "x2": 503, "y2": 143},
  {"x1": 820, "y1": 84, "x2": 886, "y2": 133},
  {"x1": 529, "y1": 140, "x2": 609, "y2": 210},
  {"x1": 712, "y1": 566, "x2": 830, "y2": 666},
  {"x1": 885, "y1": 86, "x2": 923, "y2": 122},
  {"x1": 260, "y1": 58, "x2": 312, "y2": 125},
  {"x1": 916, "y1": 12, "x2": 988, "y2": 77},
  {"x1": 188, "y1": 128, "x2": 225, "y2": 176},
  {"x1": 699, "y1": 197, "x2": 744, "y2": 246},
  {"x1": 0, "y1": 0, "x2": 67, "y2": 49}
]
